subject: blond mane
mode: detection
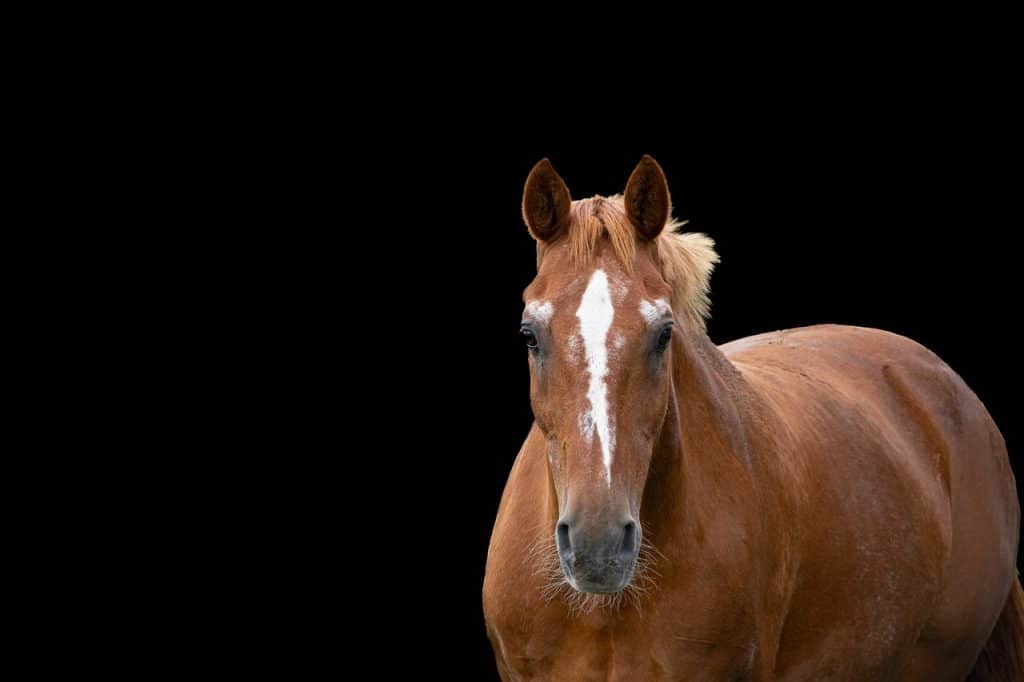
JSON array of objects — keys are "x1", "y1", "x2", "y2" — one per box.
[{"x1": 537, "y1": 195, "x2": 720, "y2": 330}]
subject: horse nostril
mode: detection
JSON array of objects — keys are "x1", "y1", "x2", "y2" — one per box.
[
  {"x1": 620, "y1": 521, "x2": 638, "y2": 559},
  {"x1": 556, "y1": 522, "x2": 572, "y2": 556}
]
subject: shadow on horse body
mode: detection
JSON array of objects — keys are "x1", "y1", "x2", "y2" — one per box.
[{"x1": 483, "y1": 157, "x2": 1022, "y2": 681}]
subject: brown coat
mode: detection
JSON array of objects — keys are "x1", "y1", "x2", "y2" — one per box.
[{"x1": 483, "y1": 157, "x2": 1021, "y2": 681}]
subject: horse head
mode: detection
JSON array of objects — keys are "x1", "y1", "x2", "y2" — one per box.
[{"x1": 520, "y1": 156, "x2": 717, "y2": 594}]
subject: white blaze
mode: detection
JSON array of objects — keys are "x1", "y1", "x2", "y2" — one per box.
[{"x1": 576, "y1": 269, "x2": 615, "y2": 487}]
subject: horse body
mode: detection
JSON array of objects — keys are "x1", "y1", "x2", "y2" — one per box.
[
  {"x1": 724, "y1": 325, "x2": 1018, "y2": 679},
  {"x1": 487, "y1": 324, "x2": 1017, "y2": 680},
  {"x1": 483, "y1": 157, "x2": 1020, "y2": 681}
]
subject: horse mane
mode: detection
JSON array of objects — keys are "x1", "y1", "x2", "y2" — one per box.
[{"x1": 537, "y1": 195, "x2": 720, "y2": 330}]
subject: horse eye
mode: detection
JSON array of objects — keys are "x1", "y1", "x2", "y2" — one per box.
[
  {"x1": 521, "y1": 326, "x2": 538, "y2": 350},
  {"x1": 656, "y1": 325, "x2": 673, "y2": 352}
]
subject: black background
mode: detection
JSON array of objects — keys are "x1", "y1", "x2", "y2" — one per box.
[{"x1": 383, "y1": 115, "x2": 1020, "y2": 678}]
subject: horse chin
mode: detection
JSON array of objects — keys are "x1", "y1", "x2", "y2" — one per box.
[{"x1": 563, "y1": 563, "x2": 637, "y2": 594}]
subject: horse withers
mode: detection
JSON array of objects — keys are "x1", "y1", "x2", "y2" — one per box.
[{"x1": 483, "y1": 156, "x2": 1021, "y2": 680}]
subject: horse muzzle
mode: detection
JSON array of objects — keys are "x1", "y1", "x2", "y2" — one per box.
[{"x1": 555, "y1": 516, "x2": 640, "y2": 593}]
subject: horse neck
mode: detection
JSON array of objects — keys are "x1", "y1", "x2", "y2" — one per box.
[{"x1": 641, "y1": 326, "x2": 755, "y2": 559}]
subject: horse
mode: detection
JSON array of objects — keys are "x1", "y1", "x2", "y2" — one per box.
[{"x1": 482, "y1": 156, "x2": 1021, "y2": 680}]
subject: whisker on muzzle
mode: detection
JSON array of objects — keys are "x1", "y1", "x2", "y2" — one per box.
[{"x1": 527, "y1": 520, "x2": 666, "y2": 617}]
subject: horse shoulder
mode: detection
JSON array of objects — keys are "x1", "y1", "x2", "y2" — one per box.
[{"x1": 483, "y1": 426, "x2": 559, "y2": 673}]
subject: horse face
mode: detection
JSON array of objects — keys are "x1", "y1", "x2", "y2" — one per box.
[{"x1": 520, "y1": 158, "x2": 675, "y2": 594}]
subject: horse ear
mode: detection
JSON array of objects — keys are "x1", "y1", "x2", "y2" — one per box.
[
  {"x1": 624, "y1": 155, "x2": 671, "y2": 241},
  {"x1": 522, "y1": 158, "x2": 572, "y2": 242}
]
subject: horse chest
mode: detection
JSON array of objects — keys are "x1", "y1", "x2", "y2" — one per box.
[{"x1": 489, "y1": 600, "x2": 756, "y2": 681}]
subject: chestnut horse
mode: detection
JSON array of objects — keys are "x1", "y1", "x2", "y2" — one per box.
[{"x1": 483, "y1": 156, "x2": 1021, "y2": 680}]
